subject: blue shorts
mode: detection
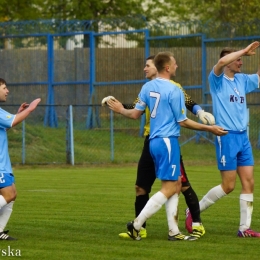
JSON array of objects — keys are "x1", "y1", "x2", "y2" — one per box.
[
  {"x1": 215, "y1": 131, "x2": 254, "y2": 171},
  {"x1": 149, "y1": 137, "x2": 181, "y2": 181},
  {"x1": 0, "y1": 173, "x2": 15, "y2": 188}
]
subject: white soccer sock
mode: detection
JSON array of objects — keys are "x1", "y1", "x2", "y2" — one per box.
[
  {"x1": 239, "y1": 194, "x2": 253, "y2": 231},
  {"x1": 165, "y1": 193, "x2": 180, "y2": 236},
  {"x1": 199, "y1": 185, "x2": 226, "y2": 212},
  {"x1": 0, "y1": 201, "x2": 14, "y2": 232},
  {"x1": 0, "y1": 196, "x2": 7, "y2": 209},
  {"x1": 134, "y1": 191, "x2": 167, "y2": 230}
]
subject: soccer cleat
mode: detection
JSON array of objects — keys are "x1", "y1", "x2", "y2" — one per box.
[
  {"x1": 0, "y1": 231, "x2": 16, "y2": 240},
  {"x1": 119, "y1": 227, "x2": 147, "y2": 239},
  {"x1": 238, "y1": 228, "x2": 260, "y2": 238},
  {"x1": 138, "y1": 227, "x2": 147, "y2": 238},
  {"x1": 119, "y1": 232, "x2": 132, "y2": 238},
  {"x1": 168, "y1": 232, "x2": 197, "y2": 241},
  {"x1": 189, "y1": 224, "x2": 205, "y2": 239},
  {"x1": 126, "y1": 221, "x2": 141, "y2": 240},
  {"x1": 185, "y1": 208, "x2": 193, "y2": 233}
]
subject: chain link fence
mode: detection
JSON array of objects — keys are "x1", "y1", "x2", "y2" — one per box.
[
  {"x1": 1, "y1": 18, "x2": 260, "y2": 165},
  {"x1": 3, "y1": 104, "x2": 260, "y2": 165}
]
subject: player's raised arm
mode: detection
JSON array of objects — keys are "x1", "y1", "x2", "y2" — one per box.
[
  {"x1": 12, "y1": 98, "x2": 41, "y2": 127},
  {"x1": 17, "y1": 102, "x2": 29, "y2": 113},
  {"x1": 214, "y1": 41, "x2": 260, "y2": 76}
]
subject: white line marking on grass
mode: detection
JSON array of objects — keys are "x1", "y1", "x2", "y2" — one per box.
[{"x1": 26, "y1": 189, "x2": 58, "y2": 192}]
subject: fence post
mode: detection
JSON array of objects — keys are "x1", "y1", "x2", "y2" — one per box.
[
  {"x1": 110, "y1": 110, "x2": 114, "y2": 161},
  {"x1": 86, "y1": 31, "x2": 96, "y2": 129},
  {"x1": 66, "y1": 105, "x2": 74, "y2": 165},
  {"x1": 139, "y1": 29, "x2": 150, "y2": 137},
  {"x1": 201, "y1": 34, "x2": 207, "y2": 105},
  {"x1": 44, "y1": 34, "x2": 58, "y2": 127},
  {"x1": 22, "y1": 120, "x2": 25, "y2": 164}
]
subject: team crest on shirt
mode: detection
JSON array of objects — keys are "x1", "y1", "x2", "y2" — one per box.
[
  {"x1": 181, "y1": 108, "x2": 184, "y2": 114},
  {"x1": 6, "y1": 115, "x2": 11, "y2": 118},
  {"x1": 233, "y1": 88, "x2": 240, "y2": 95}
]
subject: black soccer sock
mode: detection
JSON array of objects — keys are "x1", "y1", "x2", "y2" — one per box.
[
  {"x1": 182, "y1": 186, "x2": 201, "y2": 223},
  {"x1": 135, "y1": 194, "x2": 149, "y2": 228}
]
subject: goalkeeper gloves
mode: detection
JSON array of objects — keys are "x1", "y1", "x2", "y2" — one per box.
[
  {"x1": 101, "y1": 96, "x2": 115, "y2": 106},
  {"x1": 197, "y1": 110, "x2": 215, "y2": 125}
]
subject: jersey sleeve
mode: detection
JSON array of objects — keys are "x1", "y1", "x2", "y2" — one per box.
[
  {"x1": 244, "y1": 74, "x2": 259, "y2": 94},
  {"x1": 135, "y1": 86, "x2": 147, "y2": 111},
  {"x1": 208, "y1": 67, "x2": 224, "y2": 93},
  {"x1": 0, "y1": 109, "x2": 15, "y2": 129}
]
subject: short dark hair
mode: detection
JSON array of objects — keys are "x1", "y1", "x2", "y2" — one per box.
[
  {"x1": 146, "y1": 55, "x2": 155, "y2": 61},
  {"x1": 220, "y1": 47, "x2": 237, "y2": 58},
  {"x1": 154, "y1": 52, "x2": 173, "y2": 72},
  {"x1": 0, "y1": 78, "x2": 6, "y2": 86}
]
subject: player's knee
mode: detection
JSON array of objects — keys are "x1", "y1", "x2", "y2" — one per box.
[
  {"x1": 135, "y1": 185, "x2": 147, "y2": 196},
  {"x1": 181, "y1": 185, "x2": 190, "y2": 193},
  {"x1": 222, "y1": 183, "x2": 235, "y2": 194},
  {"x1": 6, "y1": 190, "x2": 17, "y2": 203},
  {"x1": 12, "y1": 190, "x2": 17, "y2": 201}
]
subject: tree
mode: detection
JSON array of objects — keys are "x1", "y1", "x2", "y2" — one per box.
[
  {"x1": 0, "y1": 0, "x2": 260, "y2": 26},
  {"x1": 164, "y1": 0, "x2": 260, "y2": 24},
  {"x1": 0, "y1": 0, "x2": 259, "y2": 40},
  {"x1": 10, "y1": 0, "x2": 148, "y2": 22},
  {"x1": 0, "y1": 0, "x2": 42, "y2": 21}
]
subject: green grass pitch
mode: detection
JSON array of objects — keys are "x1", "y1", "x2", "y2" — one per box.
[{"x1": 4, "y1": 164, "x2": 260, "y2": 259}]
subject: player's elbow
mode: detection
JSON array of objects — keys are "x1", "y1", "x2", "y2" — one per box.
[
  {"x1": 178, "y1": 119, "x2": 188, "y2": 127},
  {"x1": 131, "y1": 113, "x2": 141, "y2": 120},
  {"x1": 130, "y1": 110, "x2": 142, "y2": 119}
]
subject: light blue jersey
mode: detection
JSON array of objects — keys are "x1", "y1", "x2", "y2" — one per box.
[
  {"x1": 0, "y1": 108, "x2": 15, "y2": 174},
  {"x1": 135, "y1": 78, "x2": 187, "y2": 139},
  {"x1": 209, "y1": 69, "x2": 259, "y2": 131}
]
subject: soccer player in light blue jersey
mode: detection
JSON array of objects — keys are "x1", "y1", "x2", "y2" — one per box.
[
  {"x1": 186, "y1": 41, "x2": 260, "y2": 238},
  {"x1": 0, "y1": 78, "x2": 41, "y2": 240},
  {"x1": 107, "y1": 52, "x2": 227, "y2": 241}
]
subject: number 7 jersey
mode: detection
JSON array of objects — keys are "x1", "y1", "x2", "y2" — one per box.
[{"x1": 135, "y1": 78, "x2": 187, "y2": 139}]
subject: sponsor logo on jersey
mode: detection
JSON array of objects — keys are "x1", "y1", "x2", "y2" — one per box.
[{"x1": 230, "y1": 95, "x2": 245, "y2": 103}]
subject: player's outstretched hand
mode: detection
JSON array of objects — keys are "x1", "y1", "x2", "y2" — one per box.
[
  {"x1": 106, "y1": 98, "x2": 124, "y2": 114},
  {"x1": 101, "y1": 96, "x2": 116, "y2": 106},
  {"x1": 17, "y1": 102, "x2": 29, "y2": 113},
  {"x1": 197, "y1": 110, "x2": 215, "y2": 125},
  {"x1": 210, "y1": 125, "x2": 228, "y2": 136},
  {"x1": 244, "y1": 41, "x2": 260, "y2": 56},
  {"x1": 28, "y1": 98, "x2": 41, "y2": 112}
]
